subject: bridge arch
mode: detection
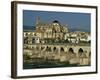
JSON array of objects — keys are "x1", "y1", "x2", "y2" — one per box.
[
  {"x1": 45, "y1": 46, "x2": 52, "y2": 52},
  {"x1": 68, "y1": 48, "x2": 74, "y2": 54},
  {"x1": 78, "y1": 48, "x2": 87, "y2": 58},
  {"x1": 89, "y1": 51, "x2": 91, "y2": 57},
  {"x1": 53, "y1": 47, "x2": 58, "y2": 53},
  {"x1": 31, "y1": 46, "x2": 35, "y2": 50},
  {"x1": 36, "y1": 46, "x2": 40, "y2": 50},
  {"x1": 40, "y1": 46, "x2": 45, "y2": 50},
  {"x1": 78, "y1": 48, "x2": 84, "y2": 56},
  {"x1": 60, "y1": 47, "x2": 64, "y2": 52}
]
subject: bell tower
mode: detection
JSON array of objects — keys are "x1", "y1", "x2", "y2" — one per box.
[{"x1": 36, "y1": 16, "x2": 40, "y2": 25}]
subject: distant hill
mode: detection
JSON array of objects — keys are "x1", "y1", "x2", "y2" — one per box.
[
  {"x1": 69, "y1": 27, "x2": 90, "y2": 32},
  {"x1": 23, "y1": 26, "x2": 35, "y2": 30}
]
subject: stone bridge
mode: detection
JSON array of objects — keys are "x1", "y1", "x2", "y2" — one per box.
[{"x1": 24, "y1": 44, "x2": 91, "y2": 58}]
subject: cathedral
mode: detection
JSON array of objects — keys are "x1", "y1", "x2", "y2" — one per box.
[{"x1": 24, "y1": 17, "x2": 69, "y2": 44}]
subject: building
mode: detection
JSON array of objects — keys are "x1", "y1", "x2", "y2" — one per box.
[
  {"x1": 24, "y1": 17, "x2": 90, "y2": 44},
  {"x1": 24, "y1": 17, "x2": 69, "y2": 44}
]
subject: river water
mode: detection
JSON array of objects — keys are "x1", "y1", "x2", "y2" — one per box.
[{"x1": 23, "y1": 58, "x2": 89, "y2": 69}]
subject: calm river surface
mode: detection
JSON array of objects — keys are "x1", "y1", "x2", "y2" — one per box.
[{"x1": 23, "y1": 59, "x2": 79, "y2": 69}]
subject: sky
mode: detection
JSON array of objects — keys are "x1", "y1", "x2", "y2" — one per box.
[{"x1": 23, "y1": 10, "x2": 91, "y2": 32}]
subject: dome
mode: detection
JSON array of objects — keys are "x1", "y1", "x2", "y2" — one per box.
[{"x1": 53, "y1": 20, "x2": 59, "y2": 23}]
